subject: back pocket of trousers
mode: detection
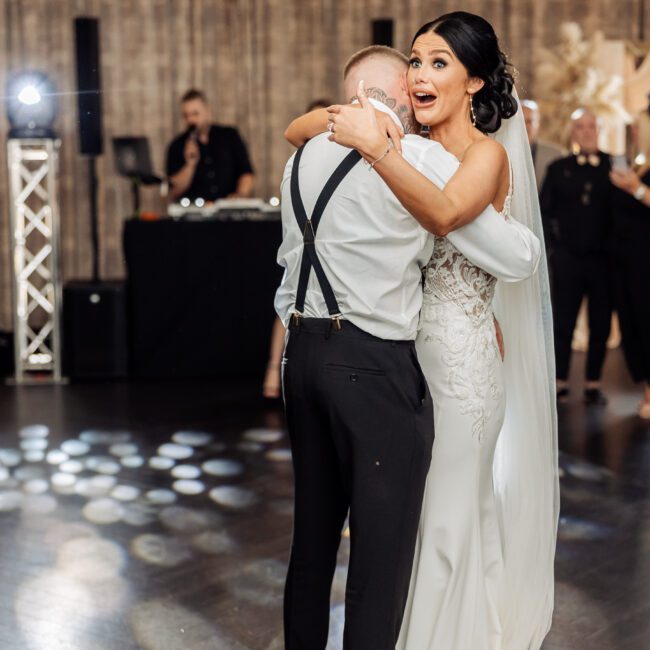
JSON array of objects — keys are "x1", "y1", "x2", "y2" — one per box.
[{"x1": 324, "y1": 363, "x2": 385, "y2": 377}]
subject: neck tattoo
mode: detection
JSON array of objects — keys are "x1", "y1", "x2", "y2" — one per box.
[{"x1": 348, "y1": 88, "x2": 416, "y2": 135}]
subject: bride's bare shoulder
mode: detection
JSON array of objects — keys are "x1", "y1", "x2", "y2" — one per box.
[{"x1": 462, "y1": 137, "x2": 507, "y2": 169}]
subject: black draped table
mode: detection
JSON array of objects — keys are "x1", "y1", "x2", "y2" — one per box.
[{"x1": 123, "y1": 217, "x2": 283, "y2": 379}]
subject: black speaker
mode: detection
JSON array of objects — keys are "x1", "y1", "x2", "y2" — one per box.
[
  {"x1": 63, "y1": 281, "x2": 128, "y2": 379},
  {"x1": 74, "y1": 17, "x2": 103, "y2": 155},
  {"x1": 372, "y1": 19, "x2": 393, "y2": 47},
  {"x1": 0, "y1": 331, "x2": 13, "y2": 378}
]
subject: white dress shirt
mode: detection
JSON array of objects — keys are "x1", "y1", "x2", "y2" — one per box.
[{"x1": 275, "y1": 100, "x2": 541, "y2": 340}]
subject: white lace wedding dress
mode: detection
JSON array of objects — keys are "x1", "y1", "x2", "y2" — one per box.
[
  {"x1": 397, "y1": 196, "x2": 511, "y2": 650},
  {"x1": 397, "y1": 96, "x2": 559, "y2": 650}
]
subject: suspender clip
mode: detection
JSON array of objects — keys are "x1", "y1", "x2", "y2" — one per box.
[
  {"x1": 331, "y1": 314, "x2": 342, "y2": 331},
  {"x1": 291, "y1": 311, "x2": 303, "y2": 327}
]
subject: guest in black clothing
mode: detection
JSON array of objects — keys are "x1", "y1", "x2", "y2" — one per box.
[
  {"x1": 166, "y1": 88, "x2": 254, "y2": 203},
  {"x1": 610, "y1": 164, "x2": 650, "y2": 419},
  {"x1": 541, "y1": 108, "x2": 613, "y2": 405}
]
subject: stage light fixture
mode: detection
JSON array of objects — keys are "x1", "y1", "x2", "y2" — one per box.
[
  {"x1": 17, "y1": 85, "x2": 41, "y2": 105},
  {"x1": 6, "y1": 71, "x2": 57, "y2": 138}
]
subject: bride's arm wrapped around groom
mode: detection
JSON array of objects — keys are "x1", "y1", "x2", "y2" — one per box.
[{"x1": 286, "y1": 102, "x2": 542, "y2": 285}]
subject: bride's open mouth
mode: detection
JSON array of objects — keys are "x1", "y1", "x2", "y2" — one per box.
[{"x1": 412, "y1": 91, "x2": 437, "y2": 108}]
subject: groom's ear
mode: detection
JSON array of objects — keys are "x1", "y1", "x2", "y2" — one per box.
[{"x1": 399, "y1": 73, "x2": 408, "y2": 95}]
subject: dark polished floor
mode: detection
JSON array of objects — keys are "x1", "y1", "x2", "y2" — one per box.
[{"x1": 0, "y1": 349, "x2": 647, "y2": 649}]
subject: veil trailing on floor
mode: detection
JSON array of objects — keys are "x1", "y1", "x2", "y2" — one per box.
[{"x1": 491, "y1": 90, "x2": 560, "y2": 648}]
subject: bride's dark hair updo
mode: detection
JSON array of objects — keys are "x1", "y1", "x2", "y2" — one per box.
[{"x1": 412, "y1": 12, "x2": 517, "y2": 133}]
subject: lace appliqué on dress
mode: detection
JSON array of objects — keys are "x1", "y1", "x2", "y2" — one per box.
[
  {"x1": 422, "y1": 238, "x2": 497, "y2": 326},
  {"x1": 419, "y1": 162, "x2": 513, "y2": 440},
  {"x1": 419, "y1": 164, "x2": 513, "y2": 441},
  {"x1": 421, "y1": 238, "x2": 502, "y2": 442}
]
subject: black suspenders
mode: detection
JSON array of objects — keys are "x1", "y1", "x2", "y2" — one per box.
[{"x1": 290, "y1": 144, "x2": 362, "y2": 329}]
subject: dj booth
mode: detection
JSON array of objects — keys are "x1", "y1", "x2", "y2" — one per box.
[{"x1": 122, "y1": 200, "x2": 283, "y2": 379}]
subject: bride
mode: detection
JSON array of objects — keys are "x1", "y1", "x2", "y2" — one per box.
[{"x1": 287, "y1": 11, "x2": 559, "y2": 650}]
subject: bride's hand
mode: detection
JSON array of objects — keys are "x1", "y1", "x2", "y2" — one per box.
[{"x1": 327, "y1": 80, "x2": 404, "y2": 157}]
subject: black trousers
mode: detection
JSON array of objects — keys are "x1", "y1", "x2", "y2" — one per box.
[
  {"x1": 552, "y1": 249, "x2": 613, "y2": 381},
  {"x1": 614, "y1": 248, "x2": 650, "y2": 384},
  {"x1": 282, "y1": 318, "x2": 434, "y2": 650}
]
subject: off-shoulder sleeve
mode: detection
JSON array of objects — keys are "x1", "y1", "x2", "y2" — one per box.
[{"x1": 446, "y1": 206, "x2": 541, "y2": 282}]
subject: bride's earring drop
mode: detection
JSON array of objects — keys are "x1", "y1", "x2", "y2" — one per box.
[{"x1": 469, "y1": 95, "x2": 477, "y2": 127}]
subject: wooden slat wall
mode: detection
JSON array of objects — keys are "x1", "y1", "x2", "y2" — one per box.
[{"x1": 0, "y1": 0, "x2": 646, "y2": 329}]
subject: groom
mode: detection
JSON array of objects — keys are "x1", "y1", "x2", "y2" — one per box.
[{"x1": 276, "y1": 46, "x2": 540, "y2": 650}]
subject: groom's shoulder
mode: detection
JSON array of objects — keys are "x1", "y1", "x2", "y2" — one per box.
[{"x1": 280, "y1": 133, "x2": 353, "y2": 191}]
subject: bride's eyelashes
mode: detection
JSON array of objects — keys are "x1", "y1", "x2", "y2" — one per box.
[{"x1": 408, "y1": 56, "x2": 448, "y2": 70}]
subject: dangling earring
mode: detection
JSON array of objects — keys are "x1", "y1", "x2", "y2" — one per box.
[{"x1": 469, "y1": 94, "x2": 477, "y2": 127}]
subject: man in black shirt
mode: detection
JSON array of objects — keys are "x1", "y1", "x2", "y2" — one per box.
[
  {"x1": 541, "y1": 108, "x2": 613, "y2": 405},
  {"x1": 166, "y1": 88, "x2": 254, "y2": 202}
]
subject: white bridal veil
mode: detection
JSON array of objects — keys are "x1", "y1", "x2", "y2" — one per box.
[{"x1": 491, "y1": 90, "x2": 560, "y2": 648}]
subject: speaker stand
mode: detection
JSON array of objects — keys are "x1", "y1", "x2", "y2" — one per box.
[
  {"x1": 130, "y1": 177, "x2": 141, "y2": 218},
  {"x1": 88, "y1": 155, "x2": 100, "y2": 283}
]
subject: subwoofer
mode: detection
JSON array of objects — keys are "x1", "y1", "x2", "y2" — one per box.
[
  {"x1": 0, "y1": 331, "x2": 13, "y2": 378},
  {"x1": 63, "y1": 281, "x2": 128, "y2": 379}
]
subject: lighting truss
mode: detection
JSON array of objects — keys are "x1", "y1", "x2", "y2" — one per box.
[{"x1": 7, "y1": 138, "x2": 63, "y2": 383}]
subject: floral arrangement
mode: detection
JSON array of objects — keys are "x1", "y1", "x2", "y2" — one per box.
[{"x1": 534, "y1": 22, "x2": 631, "y2": 145}]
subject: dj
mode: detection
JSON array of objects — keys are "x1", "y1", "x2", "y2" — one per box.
[{"x1": 166, "y1": 88, "x2": 255, "y2": 203}]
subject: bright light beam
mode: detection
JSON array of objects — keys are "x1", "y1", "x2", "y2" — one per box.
[{"x1": 17, "y1": 85, "x2": 41, "y2": 105}]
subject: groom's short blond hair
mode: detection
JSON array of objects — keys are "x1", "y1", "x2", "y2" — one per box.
[{"x1": 343, "y1": 46, "x2": 409, "y2": 80}]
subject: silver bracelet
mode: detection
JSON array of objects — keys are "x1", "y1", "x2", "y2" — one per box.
[
  {"x1": 633, "y1": 184, "x2": 647, "y2": 200},
  {"x1": 368, "y1": 143, "x2": 392, "y2": 170}
]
